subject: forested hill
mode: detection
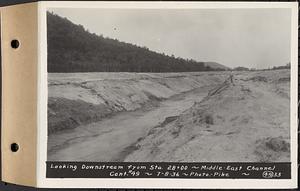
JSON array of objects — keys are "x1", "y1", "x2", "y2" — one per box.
[{"x1": 47, "y1": 12, "x2": 228, "y2": 73}]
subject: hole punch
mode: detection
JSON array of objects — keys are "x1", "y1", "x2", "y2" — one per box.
[
  {"x1": 10, "y1": 143, "x2": 19, "y2": 152},
  {"x1": 11, "y1": 39, "x2": 20, "y2": 49}
]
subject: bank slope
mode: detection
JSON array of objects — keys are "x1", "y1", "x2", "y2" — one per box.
[{"x1": 125, "y1": 69, "x2": 290, "y2": 162}]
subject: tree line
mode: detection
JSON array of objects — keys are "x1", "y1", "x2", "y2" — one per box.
[
  {"x1": 232, "y1": 62, "x2": 290, "y2": 71},
  {"x1": 47, "y1": 12, "x2": 226, "y2": 73}
]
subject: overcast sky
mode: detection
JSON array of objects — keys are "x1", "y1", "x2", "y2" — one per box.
[{"x1": 49, "y1": 8, "x2": 291, "y2": 69}]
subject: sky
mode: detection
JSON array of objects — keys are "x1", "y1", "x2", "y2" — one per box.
[{"x1": 49, "y1": 8, "x2": 291, "y2": 69}]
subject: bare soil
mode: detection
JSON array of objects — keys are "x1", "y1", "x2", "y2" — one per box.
[{"x1": 48, "y1": 70, "x2": 290, "y2": 162}]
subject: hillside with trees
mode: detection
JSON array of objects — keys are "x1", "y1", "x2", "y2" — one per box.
[
  {"x1": 47, "y1": 12, "x2": 228, "y2": 73},
  {"x1": 271, "y1": 62, "x2": 290, "y2": 70},
  {"x1": 233, "y1": 66, "x2": 250, "y2": 71}
]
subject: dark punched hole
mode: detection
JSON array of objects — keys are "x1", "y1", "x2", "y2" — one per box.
[
  {"x1": 10, "y1": 143, "x2": 19, "y2": 152},
  {"x1": 11, "y1": 39, "x2": 20, "y2": 49}
]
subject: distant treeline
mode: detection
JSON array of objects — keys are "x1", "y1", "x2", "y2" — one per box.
[
  {"x1": 233, "y1": 63, "x2": 290, "y2": 71},
  {"x1": 47, "y1": 12, "x2": 226, "y2": 73},
  {"x1": 270, "y1": 62, "x2": 290, "y2": 70}
]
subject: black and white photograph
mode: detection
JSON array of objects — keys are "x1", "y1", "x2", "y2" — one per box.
[{"x1": 47, "y1": 7, "x2": 292, "y2": 164}]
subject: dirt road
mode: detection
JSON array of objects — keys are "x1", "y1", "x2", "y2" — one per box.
[{"x1": 48, "y1": 86, "x2": 212, "y2": 161}]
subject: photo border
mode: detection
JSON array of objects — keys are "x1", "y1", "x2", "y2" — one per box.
[{"x1": 37, "y1": 1, "x2": 298, "y2": 188}]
